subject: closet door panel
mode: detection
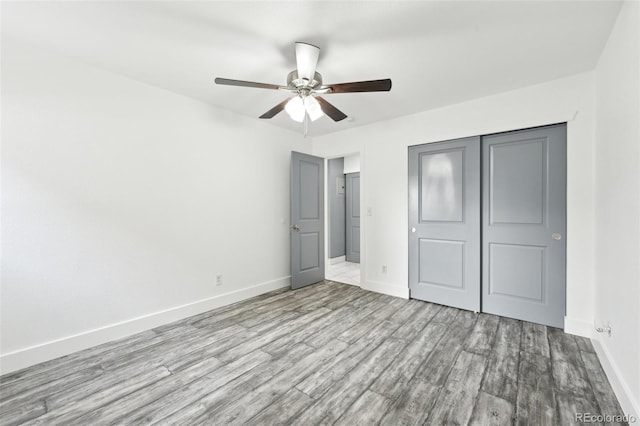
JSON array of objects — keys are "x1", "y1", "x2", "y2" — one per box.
[
  {"x1": 409, "y1": 137, "x2": 480, "y2": 312},
  {"x1": 482, "y1": 124, "x2": 566, "y2": 328}
]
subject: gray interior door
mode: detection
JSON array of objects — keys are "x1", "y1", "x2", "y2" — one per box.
[
  {"x1": 346, "y1": 172, "x2": 360, "y2": 263},
  {"x1": 291, "y1": 151, "x2": 325, "y2": 290},
  {"x1": 409, "y1": 137, "x2": 481, "y2": 311},
  {"x1": 482, "y1": 124, "x2": 566, "y2": 328}
]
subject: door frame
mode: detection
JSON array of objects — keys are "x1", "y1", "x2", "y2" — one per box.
[{"x1": 323, "y1": 152, "x2": 364, "y2": 287}]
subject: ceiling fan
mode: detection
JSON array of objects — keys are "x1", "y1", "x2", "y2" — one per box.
[{"x1": 214, "y1": 42, "x2": 392, "y2": 129}]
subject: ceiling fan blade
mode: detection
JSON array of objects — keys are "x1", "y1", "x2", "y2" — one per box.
[
  {"x1": 215, "y1": 78, "x2": 281, "y2": 90},
  {"x1": 259, "y1": 98, "x2": 292, "y2": 119},
  {"x1": 316, "y1": 96, "x2": 347, "y2": 122},
  {"x1": 325, "y1": 79, "x2": 392, "y2": 94},
  {"x1": 295, "y1": 42, "x2": 320, "y2": 84}
]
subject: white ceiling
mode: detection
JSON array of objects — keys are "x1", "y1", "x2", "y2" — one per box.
[{"x1": 2, "y1": 1, "x2": 621, "y2": 136}]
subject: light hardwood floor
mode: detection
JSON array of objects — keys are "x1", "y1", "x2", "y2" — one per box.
[{"x1": 0, "y1": 281, "x2": 626, "y2": 425}]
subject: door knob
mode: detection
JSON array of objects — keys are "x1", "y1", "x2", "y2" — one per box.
[
  {"x1": 552, "y1": 233, "x2": 562, "y2": 240},
  {"x1": 291, "y1": 225, "x2": 300, "y2": 231},
  {"x1": 411, "y1": 227, "x2": 416, "y2": 233}
]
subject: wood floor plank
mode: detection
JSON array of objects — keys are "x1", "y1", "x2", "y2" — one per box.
[
  {"x1": 547, "y1": 328, "x2": 593, "y2": 396},
  {"x1": 46, "y1": 358, "x2": 184, "y2": 412},
  {"x1": 580, "y1": 351, "x2": 626, "y2": 422},
  {"x1": 99, "y1": 324, "x2": 245, "y2": 372},
  {"x1": 481, "y1": 317, "x2": 522, "y2": 403},
  {"x1": 189, "y1": 294, "x2": 294, "y2": 330},
  {"x1": 69, "y1": 355, "x2": 225, "y2": 425},
  {"x1": 370, "y1": 321, "x2": 447, "y2": 399},
  {"x1": 204, "y1": 339, "x2": 349, "y2": 424},
  {"x1": 349, "y1": 291, "x2": 383, "y2": 307},
  {"x1": 245, "y1": 388, "x2": 314, "y2": 426},
  {"x1": 296, "y1": 284, "x2": 359, "y2": 313},
  {"x1": 190, "y1": 288, "x2": 323, "y2": 333},
  {"x1": 189, "y1": 282, "x2": 328, "y2": 329},
  {"x1": 0, "y1": 365, "x2": 104, "y2": 414},
  {"x1": 391, "y1": 301, "x2": 441, "y2": 340},
  {"x1": 322, "y1": 288, "x2": 369, "y2": 311},
  {"x1": 430, "y1": 305, "x2": 460, "y2": 324},
  {"x1": 521, "y1": 322, "x2": 550, "y2": 357},
  {"x1": 334, "y1": 390, "x2": 393, "y2": 426},
  {"x1": 426, "y1": 350, "x2": 487, "y2": 425},
  {"x1": 414, "y1": 310, "x2": 477, "y2": 386},
  {"x1": 304, "y1": 304, "x2": 379, "y2": 349},
  {"x1": 379, "y1": 378, "x2": 440, "y2": 426},
  {"x1": 556, "y1": 392, "x2": 603, "y2": 426},
  {"x1": 296, "y1": 320, "x2": 402, "y2": 399},
  {"x1": 293, "y1": 338, "x2": 407, "y2": 425},
  {"x1": 386, "y1": 299, "x2": 425, "y2": 325},
  {"x1": 183, "y1": 287, "x2": 289, "y2": 324},
  {"x1": 465, "y1": 313, "x2": 500, "y2": 356},
  {"x1": 163, "y1": 329, "x2": 258, "y2": 372},
  {"x1": 239, "y1": 306, "x2": 301, "y2": 330},
  {"x1": 0, "y1": 330, "x2": 161, "y2": 398},
  {"x1": 260, "y1": 302, "x2": 361, "y2": 358},
  {"x1": 245, "y1": 310, "x2": 302, "y2": 334},
  {"x1": 469, "y1": 392, "x2": 514, "y2": 426},
  {"x1": 575, "y1": 336, "x2": 595, "y2": 353},
  {"x1": 157, "y1": 343, "x2": 315, "y2": 425},
  {"x1": 516, "y1": 350, "x2": 556, "y2": 426},
  {"x1": 337, "y1": 297, "x2": 406, "y2": 343},
  {"x1": 0, "y1": 400, "x2": 47, "y2": 426},
  {"x1": 25, "y1": 366, "x2": 171, "y2": 425},
  {"x1": 215, "y1": 308, "x2": 331, "y2": 363},
  {"x1": 112, "y1": 349, "x2": 272, "y2": 425}
]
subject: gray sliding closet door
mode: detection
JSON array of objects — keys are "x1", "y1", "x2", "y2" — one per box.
[
  {"x1": 346, "y1": 173, "x2": 360, "y2": 263},
  {"x1": 409, "y1": 137, "x2": 481, "y2": 312},
  {"x1": 482, "y1": 124, "x2": 567, "y2": 328}
]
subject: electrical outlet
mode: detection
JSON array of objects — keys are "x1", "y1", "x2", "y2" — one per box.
[
  {"x1": 216, "y1": 274, "x2": 223, "y2": 286},
  {"x1": 595, "y1": 320, "x2": 612, "y2": 337},
  {"x1": 382, "y1": 265, "x2": 387, "y2": 274}
]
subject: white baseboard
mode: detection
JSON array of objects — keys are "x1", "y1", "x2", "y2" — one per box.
[
  {"x1": 592, "y1": 339, "x2": 640, "y2": 421},
  {"x1": 327, "y1": 277, "x2": 360, "y2": 287},
  {"x1": 564, "y1": 316, "x2": 594, "y2": 338},
  {"x1": 329, "y1": 256, "x2": 346, "y2": 265},
  {"x1": 0, "y1": 276, "x2": 291, "y2": 375},
  {"x1": 364, "y1": 280, "x2": 409, "y2": 299}
]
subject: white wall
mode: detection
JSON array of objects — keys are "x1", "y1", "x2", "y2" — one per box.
[
  {"x1": 593, "y1": 1, "x2": 640, "y2": 418},
  {"x1": 343, "y1": 153, "x2": 360, "y2": 174},
  {"x1": 0, "y1": 39, "x2": 309, "y2": 373},
  {"x1": 312, "y1": 72, "x2": 597, "y2": 330}
]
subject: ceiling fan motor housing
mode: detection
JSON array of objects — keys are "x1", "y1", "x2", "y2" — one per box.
[{"x1": 287, "y1": 70, "x2": 323, "y2": 91}]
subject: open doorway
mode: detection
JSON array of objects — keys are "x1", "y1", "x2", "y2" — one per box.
[{"x1": 326, "y1": 154, "x2": 361, "y2": 286}]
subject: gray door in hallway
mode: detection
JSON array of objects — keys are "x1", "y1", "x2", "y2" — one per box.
[
  {"x1": 408, "y1": 137, "x2": 481, "y2": 312},
  {"x1": 482, "y1": 124, "x2": 567, "y2": 328},
  {"x1": 346, "y1": 172, "x2": 360, "y2": 263},
  {"x1": 291, "y1": 151, "x2": 325, "y2": 289}
]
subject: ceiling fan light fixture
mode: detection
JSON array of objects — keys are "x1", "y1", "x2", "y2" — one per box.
[
  {"x1": 304, "y1": 96, "x2": 324, "y2": 121},
  {"x1": 285, "y1": 96, "x2": 305, "y2": 122}
]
